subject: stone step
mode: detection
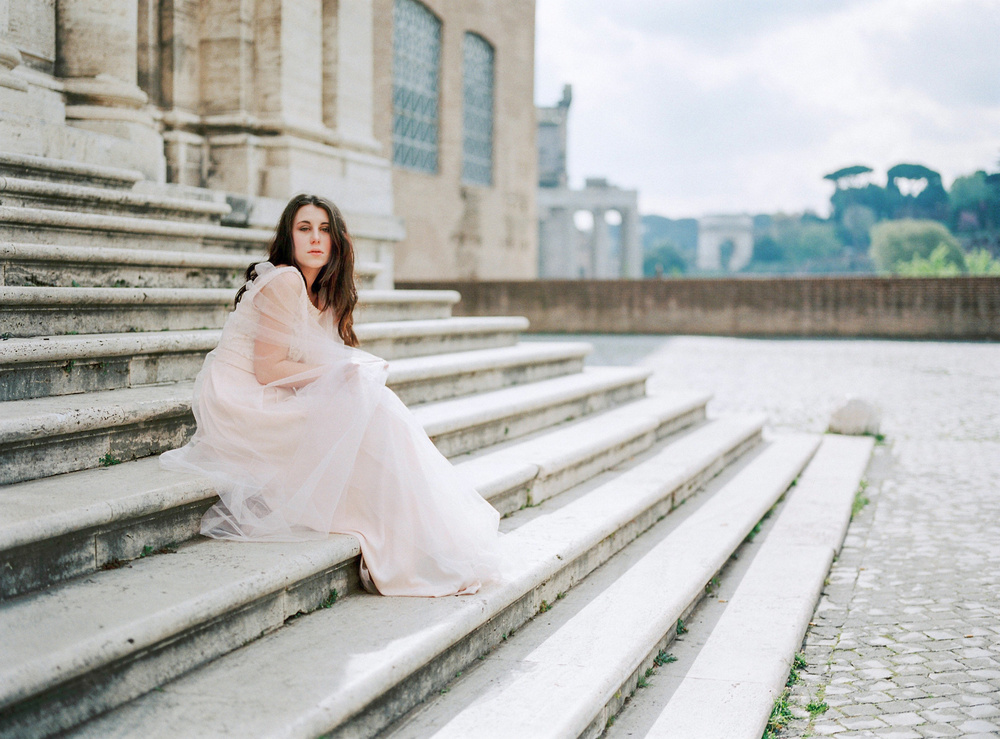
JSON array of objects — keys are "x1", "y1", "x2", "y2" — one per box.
[
  {"x1": 411, "y1": 365, "x2": 650, "y2": 457},
  {"x1": 0, "y1": 390, "x2": 709, "y2": 598},
  {"x1": 0, "y1": 317, "x2": 535, "y2": 401},
  {"x1": 357, "y1": 316, "x2": 528, "y2": 360},
  {"x1": 639, "y1": 435, "x2": 874, "y2": 739},
  {"x1": 5, "y1": 415, "x2": 763, "y2": 738},
  {"x1": 0, "y1": 177, "x2": 231, "y2": 223},
  {"x1": 0, "y1": 242, "x2": 382, "y2": 290},
  {"x1": 0, "y1": 206, "x2": 272, "y2": 252},
  {"x1": 391, "y1": 435, "x2": 821, "y2": 739},
  {"x1": 0, "y1": 152, "x2": 143, "y2": 189},
  {"x1": 0, "y1": 286, "x2": 459, "y2": 337},
  {"x1": 389, "y1": 340, "x2": 593, "y2": 406},
  {"x1": 0, "y1": 366, "x2": 650, "y2": 485}
]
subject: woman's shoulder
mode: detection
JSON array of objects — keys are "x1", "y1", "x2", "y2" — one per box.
[{"x1": 252, "y1": 262, "x2": 306, "y2": 293}]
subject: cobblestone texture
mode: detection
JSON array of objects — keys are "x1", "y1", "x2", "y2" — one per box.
[{"x1": 538, "y1": 335, "x2": 1000, "y2": 738}]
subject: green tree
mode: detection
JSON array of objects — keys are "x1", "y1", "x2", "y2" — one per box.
[
  {"x1": 777, "y1": 221, "x2": 841, "y2": 264},
  {"x1": 964, "y1": 248, "x2": 1000, "y2": 275},
  {"x1": 643, "y1": 240, "x2": 687, "y2": 277},
  {"x1": 870, "y1": 219, "x2": 963, "y2": 272},
  {"x1": 823, "y1": 165, "x2": 874, "y2": 190},
  {"x1": 886, "y1": 163, "x2": 948, "y2": 221},
  {"x1": 949, "y1": 170, "x2": 1000, "y2": 233},
  {"x1": 895, "y1": 244, "x2": 964, "y2": 276}
]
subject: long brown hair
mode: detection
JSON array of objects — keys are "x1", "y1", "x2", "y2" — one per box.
[{"x1": 236, "y1": 194, "x2": 359, "y2": 347}]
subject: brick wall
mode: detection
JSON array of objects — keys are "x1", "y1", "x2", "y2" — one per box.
[{"x1": 397, "y1": 277, "x2": 1000, "y2": 340}]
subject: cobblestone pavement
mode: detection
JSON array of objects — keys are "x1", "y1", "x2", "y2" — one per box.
[{"x1": 534, "y1": 335, "x2": 1000, "y2": 737}]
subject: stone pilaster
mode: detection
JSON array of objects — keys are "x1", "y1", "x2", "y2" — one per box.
[
  {"x1": 254, "y1": 0, "x2": 324, "y2": 133},
  {"x1": 55, "y1": 0, "x2": 164, "y2": 179},
  {"x1": 57, "y1": 0, "x2": 148, "y2": 115},
  {"x1": 331, "y1": 0, "x2": 379, "y2": 151},
  {"x1": 0, "y1": 0, "x2": 27, "y2": 91}
]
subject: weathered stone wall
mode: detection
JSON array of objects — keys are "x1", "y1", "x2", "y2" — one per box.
[
  {"x1": 373, "y1": 0, "x2": 538, "y2": 281},
  {"x1": 397, "y1": 277, "x2": 1000, "y2": 340}
]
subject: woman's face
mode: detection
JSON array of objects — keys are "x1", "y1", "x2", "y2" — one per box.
[{"x1": 292, "y1": 204, "x2": 332, "y2": 274}]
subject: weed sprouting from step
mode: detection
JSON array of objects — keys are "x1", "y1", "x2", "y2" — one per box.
[
  {"x1": 862, "y1": 430, "x2": 887, "y2": 445},
  {"x1": 676, "y1": 618, "x2": 688, "y2": 636},
  {"x1": 139, "y1": 543, "x2": 178, "y2": 558},
  {"x1": 653, "y1": 650, "x2": 677, "y2": 667},
  {"x1": 1, "y1": 332, "x2": 11, "y2": 341},
  {"x1": 763, "y1": 689, "x2": 794, "y2": 739},
  {"x1": 851, "y1": 480, "x2": 870, "y2": 520},
  {"x1": 556, "y1": 591, "x2": 566, "y2": 600},
  {"x1": 63, "y1": 359, "x2": 74, "y2": 374},
  {"x1": 705, "y1": 576, "x2": 720, "y2": 596},
  {"x1": 745, "y1": 520, "x2": 764, "y2": 543},
  {"x1": 538, "y1": 600, "x2": 553, "y2": 614},
  {"x1": 113, "y1": 279, "x2": 129, "y2": 288},
  {"x1": 745, "y1": 492, "x2": 787, "y2": 544},
  {"x1": 319, "y1": 589, "x2": 338, "y2": 609},
  {"x1": 787, "y1": 652, "x2": 807, "y2": 686},
  {"x1": 636, "y1": 675, "x2": 649, "y2": 689},
  {"x1": 605, "y1": 715, "x2": 616, "y2": 729},
  {"x1": 806, "y1": 700, "x2": 829, "y2": 716},
  {"x1": 99, "y1": 453, "x2": 122, "y2": 467}
]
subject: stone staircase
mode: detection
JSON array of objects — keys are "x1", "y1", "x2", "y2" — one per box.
[{"x1": 0, "y1": 154, "x2": 874, "y2": 738}]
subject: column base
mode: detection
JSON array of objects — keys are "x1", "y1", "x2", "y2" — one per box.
[{"x1": 0, "y1": 39, "x2": 27, "y2": 91}]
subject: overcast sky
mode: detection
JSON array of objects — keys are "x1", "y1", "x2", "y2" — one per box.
[{"x1": 534, "y1": 0, "x2": 1000, "y2": 219}]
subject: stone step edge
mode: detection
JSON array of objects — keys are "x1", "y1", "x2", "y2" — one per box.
[
  {"x1": 357, "y1": 315, "x2": 529, "y2": 339},
  {"x1": 0, "y1": 206, "x2": 273, "y2": 242},
  {"x1": 460, "y1": 390, "x2": 710, "y2": 507},
  {"x1": 0, "y1": 177, "x2": 232, "y2": 217},
  {"x1": 1, "y1": 242, "x2": 383, "y2": 277},
  {"x1": 25, "y1": 416, "x2": 763, "y2": 737},
  {"x1": 0, "y1": 391, "x2": 705, "y2": 564},
  {"x1": 0, "y1": 153, "x2": 143, "y2": 187},
  {"x1": 645, "y1": 435, "x2": 874, "y2": 739},
  {"x1": 0, "y1": 363, "x2": 629, "y2": 444},
  {"x1": 0, "y1": 286, "x2": 459, "y2": 307},
  {"x1": 0, "y1": 333, "x2": 581, "y2": 376},
  {"x1": 426, "y1": 434, "x2": 822, "y2": 739},
  {"x1": 412, "y1": 366, "x2": 650, "y2": 440}
]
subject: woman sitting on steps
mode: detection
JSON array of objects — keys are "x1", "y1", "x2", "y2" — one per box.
[{"x1": 161, "y1": 193, "x2": 503, "y2": 597}]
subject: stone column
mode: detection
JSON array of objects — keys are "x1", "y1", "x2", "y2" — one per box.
[
  {"x1": 331, "y1": 0, "x2": 379, "y2": 150},
  {"x1": 591, "y1": 208, "x2": 610, "y2": 278},
  {"x1": 620, "y1": 206, "x2": 642, "y2": 278},
  {"x1": 0, "y1": 0, "x2": 27, "y2": 91},
  {"x1": 56, "y1": 0, "x2": 150, "y2": 117},
  {"x1": 54, "y1": 0, "x2": 164, "y2": 178}
]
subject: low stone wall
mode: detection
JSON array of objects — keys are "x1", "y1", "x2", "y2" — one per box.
[{"x1": 397, "y1": 277, "x2": 1000, "y2": 340}]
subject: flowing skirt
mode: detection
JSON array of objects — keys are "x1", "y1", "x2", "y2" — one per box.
[{"x1": 161, "y1": 349, "x2": 502, "y2": 597}]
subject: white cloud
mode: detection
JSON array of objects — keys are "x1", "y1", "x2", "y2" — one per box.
[{"x1": 535, "y1": 0, "x2": 1000, "y2": 218}]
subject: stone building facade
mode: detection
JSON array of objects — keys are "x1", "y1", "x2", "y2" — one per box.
[
  {"x1": 372, "y1": 0, "x2": 538, "y2": 280},
  {"x1": 0, "y1": 0, "x2": 537, "y2": 282}
]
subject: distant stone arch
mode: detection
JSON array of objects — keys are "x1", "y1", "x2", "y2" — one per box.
[{"x1": 697, "y1": 215, "x2": 754, "y2": 272}]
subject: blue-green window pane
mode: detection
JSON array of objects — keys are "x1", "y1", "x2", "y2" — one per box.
[
  {"x1": 393, "y1": 0, "x2": 440, "y2": 173},
  {"x1": 462, "y1": 33, "x2": 494, "y2": 185}
]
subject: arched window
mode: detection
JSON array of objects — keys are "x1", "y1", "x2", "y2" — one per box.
[
  {"x1": 393, "y1": 0, "x2": 441, "y2": 173},
  {"x1": 462, "y1": 32, "x2": 494, "y2": 186}
]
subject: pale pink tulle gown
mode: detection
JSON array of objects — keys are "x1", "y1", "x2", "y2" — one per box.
[{"x1": 160, "y1": 262, "x2": 502, "y2": 596}]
